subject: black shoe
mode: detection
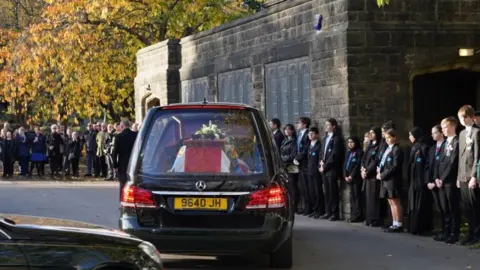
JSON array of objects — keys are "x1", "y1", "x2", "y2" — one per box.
[
  {"x1": 328, "y1": 216, "x2": 339, "y2": 221},
  {"x1": 370, "y1": 220, "x2": 384, "y2": 227},
  {"x1": 349, "y1": 217, "x2": 362, "y2": 223},
  {"x1": 385, "y1": 226, "x2": 404, "y2": 233},
  {"x1": 433, "y1": 233, "x2": 447, "y2": 242},
  {"x1": 364, "y1": 220, "x2": 372, "y2": 226},
  {"x1": 445, "y1": 234, "x2": 459, "y2": 244},
  {"x1": 321, "y1": 213, "x2": 331, "y2": 219}
]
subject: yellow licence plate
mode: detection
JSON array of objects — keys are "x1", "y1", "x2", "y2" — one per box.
[{"x1": 173, "y1": 197, "x2": 228, "y2": 211}]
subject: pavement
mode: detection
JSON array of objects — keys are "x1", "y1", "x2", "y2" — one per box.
[{"x1": 1, "y1": 182, "x2": 480, "y2": 269}]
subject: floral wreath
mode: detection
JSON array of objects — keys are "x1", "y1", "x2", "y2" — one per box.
[{"x1": 193, "y1": 120, "x2": 225, "y2": 140}]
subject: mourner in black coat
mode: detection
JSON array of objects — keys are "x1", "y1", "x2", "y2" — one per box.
[
  {"x1": 456, "y1": 105, "x2": 480, "y2": 245},
  {"x1": 320, "y1": 118, "x2": 345, "y2": 221},
  {"x1": 344, "y1": 135, "x2": 364, "y2": 222},
  {"x1": 305, "y1": 127, "x2": 325, "y2": 219},
  {"x1": 113, "y1": 121, "x2": 138, "y2": 197},
  {"x1": 434, "y1": 116, "x2": 461, "y2": 244},
  {"x1": 293, "y1": 117, "x2": 312, "y2": 215},
  {"x1": 426, "y1": 125, "x2": 448, "y2": 241},
  {"x1": 280, "y1": 124, "x2": 299, "y2": 210},
  {"x1": 361, "y1": 126, "x2": 383, "y2": 227},
  {"x1": 269, "y1": 118, "x2": 285, "y2": 154},
  {"x1": 407, "y1": 127, "x2": 432, "y2": 235}
]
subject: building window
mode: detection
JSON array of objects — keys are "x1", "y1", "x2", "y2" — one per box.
[
  {"x1": 265, "y1": 57, "x2": 310, "y2": 125},
  {"x1": 218, "y1": 68, "x2": 252, "y2": 105},
  {"x1": 181, "y1": 77, "x2": 208, "y2": 103}
]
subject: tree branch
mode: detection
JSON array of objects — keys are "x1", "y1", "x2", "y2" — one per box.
[{"x1": 83, "y1": 13, "x2": 151, "y2": 45}]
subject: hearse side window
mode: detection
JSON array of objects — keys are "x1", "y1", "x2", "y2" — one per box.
[{"x1": 139, "y1": 109, "x2": 266, "y2": 176}]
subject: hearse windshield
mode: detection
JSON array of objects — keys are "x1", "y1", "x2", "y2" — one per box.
[{"x1": 139, "y1": 108, "x2": 266, "y2": 177}]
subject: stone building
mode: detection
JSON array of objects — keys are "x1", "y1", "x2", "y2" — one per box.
[
  {"x1": 135, "y1": 0, "x2": 480, "y2": 134},
  {"x1": 134, "y1": 0, "x2": 480, "y2": 216}
]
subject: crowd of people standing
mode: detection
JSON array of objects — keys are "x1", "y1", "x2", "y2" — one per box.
[
  {"x1": 270, "y1": 104, "x2": 480, "y2": 246},
  {"x1": 0, "y1": 120, "x2": 140, "y2": 180}
]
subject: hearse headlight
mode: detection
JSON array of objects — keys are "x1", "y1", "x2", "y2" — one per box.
[{"x1": 138, "y1": 241, "x2": 163, "y2": 265}]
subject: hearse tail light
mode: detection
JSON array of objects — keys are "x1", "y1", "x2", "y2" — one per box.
[
  {"x1": 121, "y1": 186, "x2": 156, "y2": 208},
  {"x1": 245, "y1": 184, "x2": 286, "y2": 209}
]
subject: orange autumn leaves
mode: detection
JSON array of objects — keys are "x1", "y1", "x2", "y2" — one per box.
[{"x1": 0, "y1": 0, "x2": 253, "y2": 123}]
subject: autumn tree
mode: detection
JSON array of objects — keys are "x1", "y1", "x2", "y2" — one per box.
[
  {"x1": 1, "y1": 0, "x2": 256, "y2": 124},
  {"x1": 376, "y1": 0, "x2": 390, "y2": 7}
]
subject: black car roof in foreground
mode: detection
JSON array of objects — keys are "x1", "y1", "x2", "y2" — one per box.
[{"x1": 0, "y1": 214, "x2": 139, "y2": 241}]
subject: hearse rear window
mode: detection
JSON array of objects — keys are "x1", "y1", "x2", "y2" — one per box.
[{"x1": 139, "y1": 108, "x2": 266, "y2": 176}]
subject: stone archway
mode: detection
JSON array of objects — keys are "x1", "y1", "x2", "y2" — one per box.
[
  {"x1": 147, "y1": 97, "x2": 160, "y2": 110},
  {"x1": 410, "y1": 64, "x2": 480, "y2": 135},
  {"x1": 142, "y1": 95, "x2": 160, "y2": 117},
  {"x1": 140, "y1": 93, "x2": 152, "y2": 120}
]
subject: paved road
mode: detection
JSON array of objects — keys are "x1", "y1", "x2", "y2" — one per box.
[{"x1": 1, "y1": 182, "x2": 480, "y2": 270}]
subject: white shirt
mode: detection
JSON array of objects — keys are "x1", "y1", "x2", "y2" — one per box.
[
  {"x1": 447, "y1": 136, "x2": 455, "y2": 144},
  {"x1": 296, "y1": 128, "x2": 306, "y2": 152},
  {"x1": 436, "y1": 140, "x2": 445, "y2": 148},
  {"x1": 310, "y1": 140, "x2": 318, "y2": 148},
  {"x1": 323, "y1": 132, "x2": 333, "y2": 158}
]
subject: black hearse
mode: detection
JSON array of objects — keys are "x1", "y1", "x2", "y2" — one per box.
[{"x1": 119, "y1": 102, "x2": 294, "y2": 268}]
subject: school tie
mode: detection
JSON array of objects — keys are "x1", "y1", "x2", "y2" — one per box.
[
  {"x1": 380, "y1": 147, "x2": 392, "y2": 168},
  {"x1": 345, "y1": 152, "x2": 353, "y2": 170}
]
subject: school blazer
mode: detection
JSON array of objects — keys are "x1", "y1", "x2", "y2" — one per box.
[
  {"x1": 321, "y1": 133, "x2": 345, "y2": 174},
  {"x1": 458, "y1": 126, "x2": 480, "y2": 182},
  {"x1": 379, "y1": 144, "x2": 404, "y2": 182},
  {"x1": 426, "y1": 140, "x2": 446, "y2": 183},
  {"x1": 307, "y1": 141, "x2": 322, "y2": 175},
  {"x1": 362, "y1": 142, "x2": 380, "y2": 179},
  {"x1": 345, "y1": 149, "x2": 364, "y2": 181},
  {"x1": 434, "y1": 136, "x2": 459, "y2": 186},
  {"x1": 408, "y1": 142, "x2": 429, "y2": 190},
  {"x1": 295, "y1": 130, "x2": 310, "y2": 169}
]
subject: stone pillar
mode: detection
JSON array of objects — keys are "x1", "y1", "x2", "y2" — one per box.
[{"x1": 134, "y1": 39, "x2": 181, "y2": 123}]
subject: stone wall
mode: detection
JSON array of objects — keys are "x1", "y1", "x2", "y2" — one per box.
[
  {"x1": 347, "y1": 0, "x2": 480, "y2": 136},
  {"x1": 133, "y1": 0, "x2": 480, "y2": 219}
]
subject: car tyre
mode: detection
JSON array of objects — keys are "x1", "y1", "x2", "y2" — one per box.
[{"x1": 269, "y1": 233, "x2": 293, "y2": 269}]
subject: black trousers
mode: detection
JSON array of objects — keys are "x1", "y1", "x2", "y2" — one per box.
[
  {"x1": 297, "y1": 169, "x2": 309, "y2": 212},
  {"x1": 460, "y1": 182, "x2": 480, "y2": 239},
  {"x1": 70, "y1": 158, "x2": 80, "y2": 177},
  {"x1": 97, "y1": 155, "x2": 107, "y2": 177},
  {"x1": 307, "y1": 173, "x2": 325, "y2": 215},
  {"x1": 29, "y1": 162, "x2": 45, "y2": 176},
  {"x1": 287, "y1": 173, "x2": 300, "y2": 210},
  {"x1": 105, "y1": 154, "x2": 115, "y2": 179},
  {"x1": 63, "y1": 155, "x2": 70, "y2": 175},
  {"x1": 438, "y1": 185, "x2": 461, "y2": 237},
  {"x1": 3, "y1": 159, "x2": 14, "y2": 176},
  {"x1": 349, "y1": 180, "x2": 363, "y2": 220},
  {"x1": 323, "y1": 172, "x2": 340, "y2": 217},
  {"x1": 49, "y1": 155, "x2": 62, "y2": 175},
  {"x1": 431, "y1": 187, "x2": 445, "y2": 233}
]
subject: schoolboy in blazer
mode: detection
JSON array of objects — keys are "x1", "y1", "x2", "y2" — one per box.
[
  {"x1": 306, "y1": 127, "x2": 325, "y2": 218},
  {"x1": 426, "y1": 125, "x2": 447, "y2": 241},
  {"x1": 293, "y1": 116, "x2": 311, "y2": 215},
  {"x1": 319, "y1": 118, "x2": 345, "y2": 221},
  {"x1": 457, "y1": 105, "x2": 480, "y2": 245},
  {"x1": 434, "y1": 116, "x2": 460, "y2": 244}
]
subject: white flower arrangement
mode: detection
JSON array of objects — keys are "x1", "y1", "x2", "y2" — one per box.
[{"x1": 194, "y1": 120, "x2": 224, "y2": 139}]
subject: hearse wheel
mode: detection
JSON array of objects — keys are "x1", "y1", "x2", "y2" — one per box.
[{"x1": 269, "y1": 234, "x2": 293, "y2": 269}]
